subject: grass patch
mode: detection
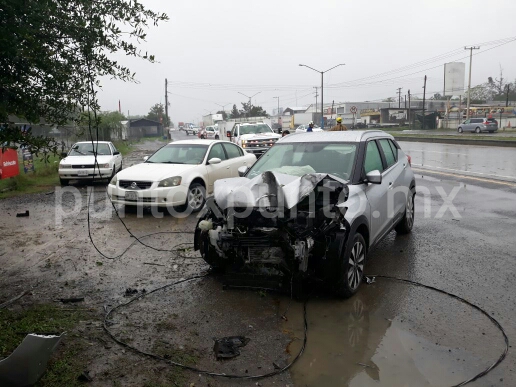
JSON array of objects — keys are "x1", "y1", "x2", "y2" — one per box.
[
  {"x1": 0, "y1": 304, "x2": 92, "y2": 387},
  {"x1": 0, "y1": 153, "x2": 60, "y2": 199},
  {"x1": 112, "y1": 140, "x2": 134, "y2": 156}
]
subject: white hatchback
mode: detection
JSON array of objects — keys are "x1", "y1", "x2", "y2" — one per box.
[
  {"x1": 107, "y1": 140, "x2": 256, "y2": 212},
  {"x1": 58, "y1": 141, "x2": 123, "y2": 186}
]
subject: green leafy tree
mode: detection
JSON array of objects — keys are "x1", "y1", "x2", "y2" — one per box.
[
  {"x1": 146, "y1": 103, "x2": 169, "y2": 126},
  {"x1": 230, "y1": 104, "x2": 241, "y2": 119},
  {"x1": 98, "y1": 111, "x2": 126, "y2": 140},
  {"x1": 0, "y1": 0, "x2": 168, "y2": 154},
  {"x1": 239, "y1": 102, "x2": 268, "y2": 118}
]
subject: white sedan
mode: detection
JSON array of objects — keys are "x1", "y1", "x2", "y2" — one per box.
[
  {"x1": 295, "y1": 124, "x2": 324, "y2": 133},
  {"x1": 58, "y1": 141, "x2": 123, "y2": 186},
  {"x1": 107, "y1": 140, "x2": 256, "y2": 212}
]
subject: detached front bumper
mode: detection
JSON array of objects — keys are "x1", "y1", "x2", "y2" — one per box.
[
  {"x1": 107, "y1": 183, "x2": 188, "y2": 207},
  {"x1": 59, "y1": 167, "x2": 113, "y2": 180}
]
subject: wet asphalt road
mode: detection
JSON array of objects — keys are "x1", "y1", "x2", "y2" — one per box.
[
  {"x1": 399, "y1": 141, "x2": 516, "y2": 182},
  {"x1": 1, "y1": 134, "x2": 514, "y2": 386}
]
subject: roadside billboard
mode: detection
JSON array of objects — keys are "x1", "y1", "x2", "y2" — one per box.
[
  {"x1": 0, "y1": 148, "x2": 20, "y2": 179},
  {"x1": 444, "y1": 62, "x2": 465, "y2": 97}
]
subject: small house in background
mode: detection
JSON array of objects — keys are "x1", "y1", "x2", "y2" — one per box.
[{"x1": 127, "y1": 118, "x2": 162, "y2": 139}]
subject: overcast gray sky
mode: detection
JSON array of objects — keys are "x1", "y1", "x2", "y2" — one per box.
[{"x1": 97, "y1": 0, "x2": 516, "y2": 124}]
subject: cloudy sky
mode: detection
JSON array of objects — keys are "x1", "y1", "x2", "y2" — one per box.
[{"x1": 97, "y1": 0, "x2": 516, "y2": 124}]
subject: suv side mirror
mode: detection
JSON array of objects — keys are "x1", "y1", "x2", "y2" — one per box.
[
  {"x1": 238, "y1": 166, "x2": 248, "y2": 177},
  {"x1": 113, "y1": 151, "x2": 120, "y2": 155},
  {"x1": 143, "y1": 156, "x2": 149, "y2": 161},
  {"x1": 365, "y1": 170, "x2": 382, "y2": 184},
  {"x1": 61, "y1": 152, "x2": 68, "y2": 158},
  {"x1": 226, "y1": 131, "x2": 231, "y2": 138}
]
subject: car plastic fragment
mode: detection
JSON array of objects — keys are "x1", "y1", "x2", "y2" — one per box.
[
  {"x1": 213, "y1": 336, "x2": 250, "y2": 359},
  {"x1": 0, "y1": 333, "x2": 63, "y2": 387}
]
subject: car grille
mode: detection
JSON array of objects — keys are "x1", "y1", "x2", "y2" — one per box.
[
  {"x1": 119, "y1": 180, "x2": 153, "y2": 189},
  {"x1": 72, "y1": 164, "x2": 95, "y2": 169}
]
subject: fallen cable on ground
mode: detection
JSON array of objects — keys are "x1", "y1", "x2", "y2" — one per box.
[
  {"x1": 103, "y1": 273, "x2": 308, "y2": 380},
  {"x1": 364, "y1": 275, "x2": 509, "y2": 387}
]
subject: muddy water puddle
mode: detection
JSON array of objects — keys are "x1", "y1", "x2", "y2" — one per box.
[{"x1": 282, "y1": 281, "x2": 505, "y2": 387}]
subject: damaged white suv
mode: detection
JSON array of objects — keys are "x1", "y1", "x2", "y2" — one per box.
[{"x1": 194, "y1": 131, "x2": 415, "y2": 297}]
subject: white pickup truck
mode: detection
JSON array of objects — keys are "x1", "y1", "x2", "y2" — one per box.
[{"x1": 226, "y1": 122, "x2": 281, "y2": 157}]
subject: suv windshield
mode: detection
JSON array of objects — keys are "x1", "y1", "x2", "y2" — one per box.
[
  {"x1": 146, "y1": 144, "x2": 208, "y2": 165},
  {"x1": 246, "y1": 142, "x2": 357, "y2": 181},
  {"x1": 240, "y1": 124, "x2": 273, "y2": 135}
]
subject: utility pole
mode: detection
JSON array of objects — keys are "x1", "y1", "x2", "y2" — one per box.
[
  {"x1": 422, "y1": 76, "x2": 427, "y2": 129},
  {"x1": 165, "y1": 78, "x2": 169, "y2": 137},
  {"x1": 465, "y1": 46, "x2": 480, "y2": 119},
  {"x1": 404, "y1": 95, "x2": 407, "y2": 109},
  {"x1": 397, "y1": 87, "x2": 402, "y2": 108},
  {"x1": 506, "y1": 84, "x2": 510, "y2": 107},
  {"x1": 408, "y1": 90, "x2": 411, "y2": 129},
  {"x1": 313, "y1": 87, "x2": 319, "y2": 113}
]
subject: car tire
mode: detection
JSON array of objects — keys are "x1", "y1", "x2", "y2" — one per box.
[
  {"x1": 186, "y1": 183, "x2": 205, "y2": 213},
  {"x1": 458, "y1": 127, "x2": 463, "y2": 133},
  {"x1": 335, "y1": 233, "x2": 366, "y2": 298},
  {"x1": 475, "y1": 127, "x2": 481, "y2": 133},
  {"x1": 119, "y1": 161, "x2": 123, "y2": 171},
  {"x1": 395, "y1": 189, "x2": 415, "y2": 234},
  {"x1": 59, "y1": 178, "x2": 69, "y2": 186}
]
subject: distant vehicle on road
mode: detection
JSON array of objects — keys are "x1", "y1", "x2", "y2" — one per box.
[
  {"x1": 186, "y1": 127, "x2": 200, "y2": 136},
  {"x1": 226, "y1": 122, "x2": 281, "y2": 157},
  {"x1": 107, "y1": 140, "x2": 256, "y2": 212},
  {"x1": 198, "y1": 126, "x2": 220, "y2": 139},
  {"x1": 457, "y1": 118, "x2": 498, "y2": 133},
  {"x1": 59, "y1": 141, "x2": 123, "y2": 186}
]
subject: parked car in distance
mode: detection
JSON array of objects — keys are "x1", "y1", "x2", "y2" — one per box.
[
  {"x1": 59, "y1": 141, "x2": 123, "y2": 186},
  {"x1": 198, "y1": 126, "x2": 220, "y2": 139},
  {"x1": 457, "y1": 117, "x2": 498, "y2": 133},
  {"x1": 195, "y1": 130, "x2": 415, "y2": 298},
  {"x1": 186, "y1": 127, "x2": 200, "y2": 136},
  {"x1": 295, "y1": 124, "x2": 324, "y2": 133},
  {"x1": 107, "y1": 140, "x2": 256, "y2": 212}
]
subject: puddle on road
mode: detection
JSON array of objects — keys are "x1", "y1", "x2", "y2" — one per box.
[{"x1": 283, "y1": 282, "x2": 504, "y2": 387}]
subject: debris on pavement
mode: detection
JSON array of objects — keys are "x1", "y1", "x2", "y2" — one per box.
[
  {"x1": 124, "y1": 288, "x2": 139, "y2": 297},
  {"x1": 364, "y1": 276, "x2": 376, "y2": 284},
  {"x1": 58, "y1": 297, "x2": 84, "y2": 303},
  {"x1": 213, "y1": 336, "x2": 250, "y2": 359},
  {"x1": 77, "y1": 370, "x2": 93, "y2": 382},
  {"x1": 15, "y1": 210, "x2": 29, "y2": 217},
  {"x1": 0, "y1": 333, "x2": 62, "y2": 387},
  {"x1": 143, "y1": 262, "x2": 165, "y2": 267},
  {"x1": 0, "y1": 290, "x2": 29, "y2": 309}
]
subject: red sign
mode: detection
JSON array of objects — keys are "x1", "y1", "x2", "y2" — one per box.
[{"x1": 0, "y1": 149, "x2": 20, "y2": 179}]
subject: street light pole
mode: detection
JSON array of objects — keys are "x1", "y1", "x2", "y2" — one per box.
[
  {"x1": 299, "y1": 64, "x2": 345, "y2": 129},
  {"x1": 273, "y1": 96, "x2": 279, "y2": 116},
  {"x1": 238, "y1": 92, "x2": 261, "y2": 118}
]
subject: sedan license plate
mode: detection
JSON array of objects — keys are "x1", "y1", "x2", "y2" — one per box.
[
  {"x1": 125, "y1": 191, "x2": 138, "y2": 201},
  {"x1": 77, "y1": 170, "x2": 88, "y2": 176}
]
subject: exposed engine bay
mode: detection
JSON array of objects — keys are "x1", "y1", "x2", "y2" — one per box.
[{"x1": 194, "y1": 171, "x2": 350, "y2": 284}]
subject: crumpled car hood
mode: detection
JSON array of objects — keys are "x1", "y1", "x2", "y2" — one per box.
[{"x1": 213, "y1": 171, "x2": 347, "y2": 210}]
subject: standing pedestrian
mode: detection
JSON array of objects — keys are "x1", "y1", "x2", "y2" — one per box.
[{"x1": 330, "y1": 117, "x2": 348, "y2": 131}]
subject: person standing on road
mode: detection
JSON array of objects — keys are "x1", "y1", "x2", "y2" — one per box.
[
  {"x1": 330, "y1": 117, "x2": 348, "y2": 131},
  {"x1": 307, "y1": 121, "x2": 315, "y2": 132}
]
